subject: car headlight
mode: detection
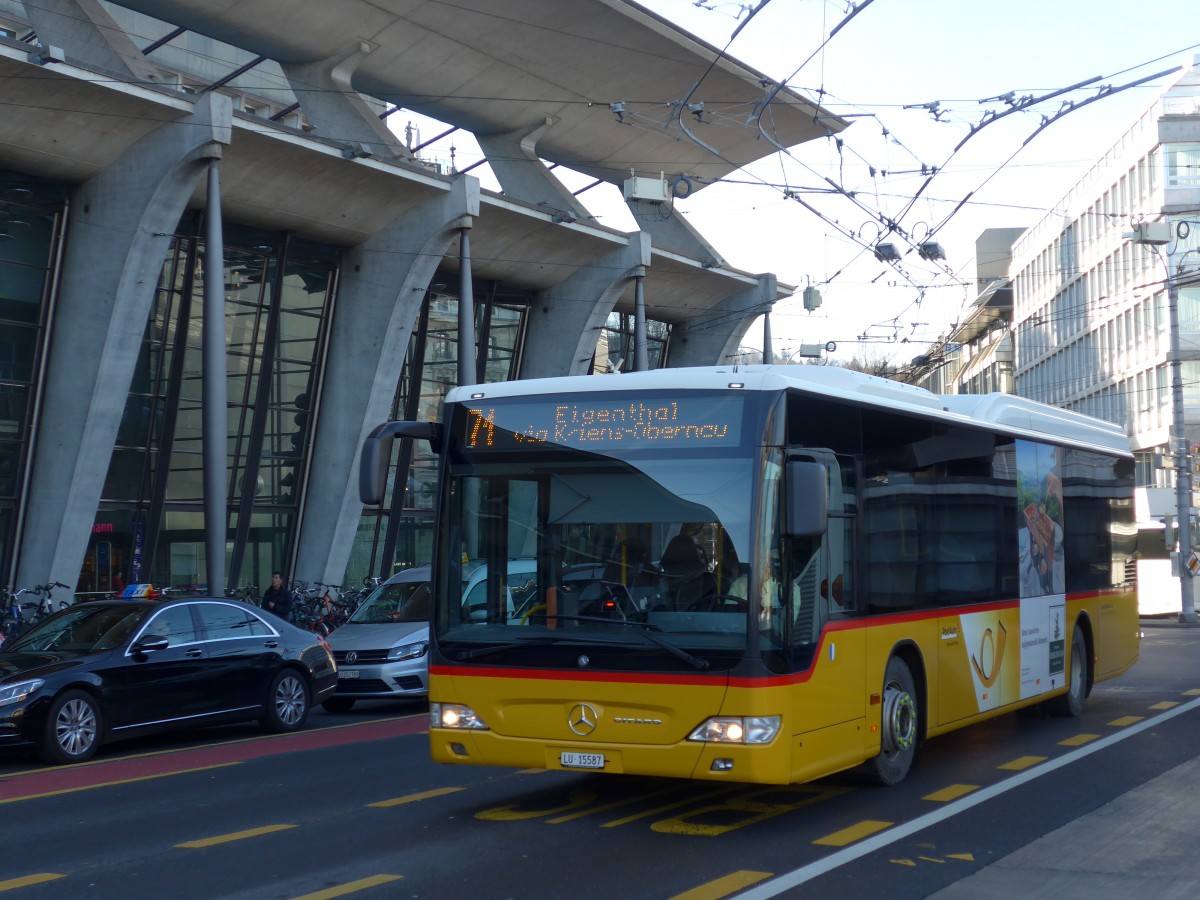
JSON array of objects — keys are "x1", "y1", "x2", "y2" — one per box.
[
  {"x1": 0, "y1": 678, "x2": 45, "y2": 708},
  {"x1": 430, "y1": 702, "x2": 489, "y2": 730},
  {"x1": 687, "y1": 715, "x2": 781, "y2": 744},
  {"x1": 388, "y1": 640, "x2": 429, "y2": 662}
]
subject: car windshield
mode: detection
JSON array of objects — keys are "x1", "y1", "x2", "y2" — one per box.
[
  {"x1": 347, "y1": 580, "x2": 431, "y2": 625},
  {"x1": 5, "y1": 604, "x2": 150, "y2": 653}
]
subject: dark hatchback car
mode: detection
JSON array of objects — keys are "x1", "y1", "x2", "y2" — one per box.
[{"x1": 0, "y1": 597, "x2": 337, "y2": 764}]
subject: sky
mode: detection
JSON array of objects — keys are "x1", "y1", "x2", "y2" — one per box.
[{"x1": 395, "y1": 0, "x2": 1200, "y2": 368}]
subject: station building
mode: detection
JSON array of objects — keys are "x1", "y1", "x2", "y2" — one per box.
[{"x1": 0, "y1": 0, "x2": 843, "y2": 596}]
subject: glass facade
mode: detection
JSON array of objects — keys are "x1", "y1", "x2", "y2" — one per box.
[
  {"x1": 87, "y1": 218, "x2": 336, "y2": 596},
  {"x1": 345, "y1": 282, "x2": 530, "y2": 586},
  {"x1": 1, "y1": 168, "x2": 676, "y2": 599},
  {"x1": 0, "y1": 172, "x2": 66, "y2": 581},
  {"x1": 596, "y1": 311, "x2": 669, "y2": 373}
]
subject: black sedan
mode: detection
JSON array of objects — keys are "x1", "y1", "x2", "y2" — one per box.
[{"x1": 0, "y1": 597, "x2": 337, "y2": 764}]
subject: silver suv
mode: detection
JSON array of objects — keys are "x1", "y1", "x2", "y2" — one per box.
[
  {"x1": 322, "y1": 559, "x2": 540, "y2": 712},
  {"x1": 321, "y1": 565, "x2": 432, "y2": 712}
]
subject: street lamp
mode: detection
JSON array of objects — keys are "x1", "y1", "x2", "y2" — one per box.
[{"x1": 1128, "y1": 221, "x2": 1197, "y2": 624}]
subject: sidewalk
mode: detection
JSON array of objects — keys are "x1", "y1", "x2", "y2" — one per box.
[{"x1": 929, "y1": 616, "x2": 1200, "y2": 899}]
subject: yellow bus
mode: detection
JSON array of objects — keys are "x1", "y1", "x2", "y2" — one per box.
[{"x1": 360, "y1": 365, "x2": 1138, "y2": 786}]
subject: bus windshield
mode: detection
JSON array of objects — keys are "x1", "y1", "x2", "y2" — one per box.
[{"x1": 433, "y1": 393, "x2": 765, "y2": 671}]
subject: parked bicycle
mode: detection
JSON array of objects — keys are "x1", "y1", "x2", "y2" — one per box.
[
  {"x1": 288, "y1": 583, "x2": 332, "y2": 637},
  {"x1": 30, "y1": 581, "x2": 72, "y2": 618},
  {"x1": 224, "y1": 584, "x2": 259, "y2": 606},
  {"x1": 0, "y1": 586, "x2": 42, "y2": 646}
]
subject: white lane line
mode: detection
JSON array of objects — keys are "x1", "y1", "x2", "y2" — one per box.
[{"x1": 735, "y1": 695, "x2": 1200, "y2": 899}]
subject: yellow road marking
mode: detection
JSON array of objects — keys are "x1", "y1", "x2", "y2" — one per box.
[
  {"x1": 814, "y1": 820, "x2": 892, "y2": 847},
  {"x1": 1184, "y1": 689, "x2": 1200, "y2": 696},
  {"x1": 367, "y1": 786, "x2": 464, "y2": 808},
  {"x1": 947, "y1": 853, "x2": 975, "y2": 861},
  {"x1": 548, "y1": 782, "x2": 694, "y2": 824},
  {"x1": 998, "y1": 755, "x2": 1046, "y2": 771},
  {"x1": 670, "y1": 870, "x2": 772, "y2": 900},
  {"x1": 0, "y1": 874, "x2": 66, "y2": 892},
  {"x1": 1149, "y1": 701, "x2": 1178, "y2": 710},
  {"x1": 1108, "y1": 716, "x2": 1144, "y2": 727},
  {"x1": 0, "y1": 762, "x2": 241, "y2": 805},
  {"x1": 891, "y1": 859, "x2": 917, "y2": 867},
  {"x1": 516, "y1": 768, "x2": 547, "y2": 774},
  {"x1": 1059, "y1": 733, "x2": 1099, "y2": 747},
  {"x1": 176, "y1": 824, "x2": 296, "y2": 848},
  {"x1": 922, "y1": 784, "x2": 978, "y2": 803},
  {"x1": 601, "y1": 786, "x2": 739, "y2": 828},
  {"x1": 290, "y1": 874, "x2": 403, "y2": 899}
]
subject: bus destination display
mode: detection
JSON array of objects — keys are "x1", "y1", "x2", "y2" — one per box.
[{"x1": 462, "y1": 396, "x2": 743, "y2": 451}]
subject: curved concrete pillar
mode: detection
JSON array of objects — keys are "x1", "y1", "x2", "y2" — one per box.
[
  {"x1": 667, "y1": 273, "x2": 777, "y2": 367},
  {"x1": 520, "y1": 232, "x2": 651, "y2": 379},
  {"x1": 625, "y1": 197, "x2": 725, "y2": 268},
  {"x1": 24, "y1": 0, "x2": 163, "y2": 83},
  {"x1": 16, "y1": 94, "x2": 232, "y2": 591},
  {"x1": 281, "y1": 42, "x2": 412, "y2": 161},
  {"x1": 477, "y1": 117, "x2": 590, "y2": 222},
  {"x1": 293, "y1": 176, "x2": 481, "y2": 586}
]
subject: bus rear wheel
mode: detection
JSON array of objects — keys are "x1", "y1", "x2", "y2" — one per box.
[
  {"x1": 867, "y1": 656, "x2": 919, "y2": 786},
  {"x1": 1047, "y1": 623, "x2": 1087, "y2": 717}
]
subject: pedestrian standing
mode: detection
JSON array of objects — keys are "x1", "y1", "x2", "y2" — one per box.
[{"x1": 261, "y1": 572, "x2": 293, "y2": 621}]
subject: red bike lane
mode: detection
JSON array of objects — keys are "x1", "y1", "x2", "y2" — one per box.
[{"x1": 0, "y1": 716, "x2": 427, "y2": 804}]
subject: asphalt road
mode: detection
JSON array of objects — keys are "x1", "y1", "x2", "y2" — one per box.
[{"x1": 1, "y1": 625, "x2": 1197, "y2": 899}]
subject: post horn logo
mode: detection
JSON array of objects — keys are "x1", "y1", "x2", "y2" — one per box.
[{"x1": 970, "y1": 621, "x2": 1007, "y2": 688}]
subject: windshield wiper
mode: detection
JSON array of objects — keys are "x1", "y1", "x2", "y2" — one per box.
[
  {"x1": 450, "y1": 635, "x2": 563, "y2": 661},
  {"x1": 448, "y1": 623, "x2": 709, "y2": 670},
  {"x1": 538, "y1": 616, "x2": 709, "y2": 670}
]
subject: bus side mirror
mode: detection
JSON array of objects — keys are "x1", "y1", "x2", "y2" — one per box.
[
  {"x1": 359, "y1": 421, "x2": 443, "y2": 505},
  {"x1": 784, "y1": 460, "x2": 827, "y2": 537}
]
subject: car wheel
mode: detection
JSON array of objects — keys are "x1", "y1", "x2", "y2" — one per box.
[
  {"x1": 322, "y1": 697, "x2": 356, "y2": 714},
  {"x1": 263, "y1": 669, "x2": 310, "y2": 733},
  {"x1": 1047, "y1": 623, "x2": 1088, "y2": 717},
  {"x1": 41, "y1": 689, "x2": 102, "y2": 765},
  {"x1": 864, "y1": 656, "x2": 919, "y2": 786}
]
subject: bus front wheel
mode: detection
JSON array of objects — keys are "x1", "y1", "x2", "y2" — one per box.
[{"x1": 867, "y1": 656, "x2": 919, "y2": 786}]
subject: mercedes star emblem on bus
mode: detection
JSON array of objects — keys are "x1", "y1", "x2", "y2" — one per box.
[{"x1": 568, "y1": 703, "x2": 598, "y2": 736}]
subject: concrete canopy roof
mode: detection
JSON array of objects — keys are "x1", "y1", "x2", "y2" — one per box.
[{"x1": 110, "y1": 0, "x2": 846, "y2": 191}]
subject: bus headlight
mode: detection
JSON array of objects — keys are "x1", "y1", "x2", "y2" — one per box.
[
  {"x1": 688, "y1": 715, "x2": 780, "y2": 744},
  {"x1": 430, "y1": 702, "x2": 489, "y2": 730}
]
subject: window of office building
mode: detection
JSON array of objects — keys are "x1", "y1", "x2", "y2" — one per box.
[
  {"x1": 91, "y1": 218, "x2": 336, "y2": 594},
  {"x1": 0, "y1": 172, "x2": 66, "y2": 580},
  {"x1": 1166, "y1": 144, "x2": 1200, "y2": 188},
  {"x1": 345, "y1": 280, "x2": 531, "y2": 585}
]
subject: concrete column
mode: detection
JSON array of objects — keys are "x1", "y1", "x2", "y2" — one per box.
[
  {"x1": 476, "y1": 117, "x2": 590, "y2": 222},
  {"x1": 293, "y1": 176, "x2": 480, "y2": 586},
  {"x1": 667, "y1": 274, "x2": 777, "y2": 367},
  {"x1": 281, "y1": 42, "x2": 412, "y2": 161},
  {"x1": 625, "y1": 197, "x2": 725, "y2": 268},
  {"x1": 15, "y1": 94, "x2": 232, "y2": 592},
  {"x1": 519, "y1": 232, "x2": 651, "y2": 379},
  {"x1": 24, "y1": 0, "x2": 163, "y2": 83}
]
